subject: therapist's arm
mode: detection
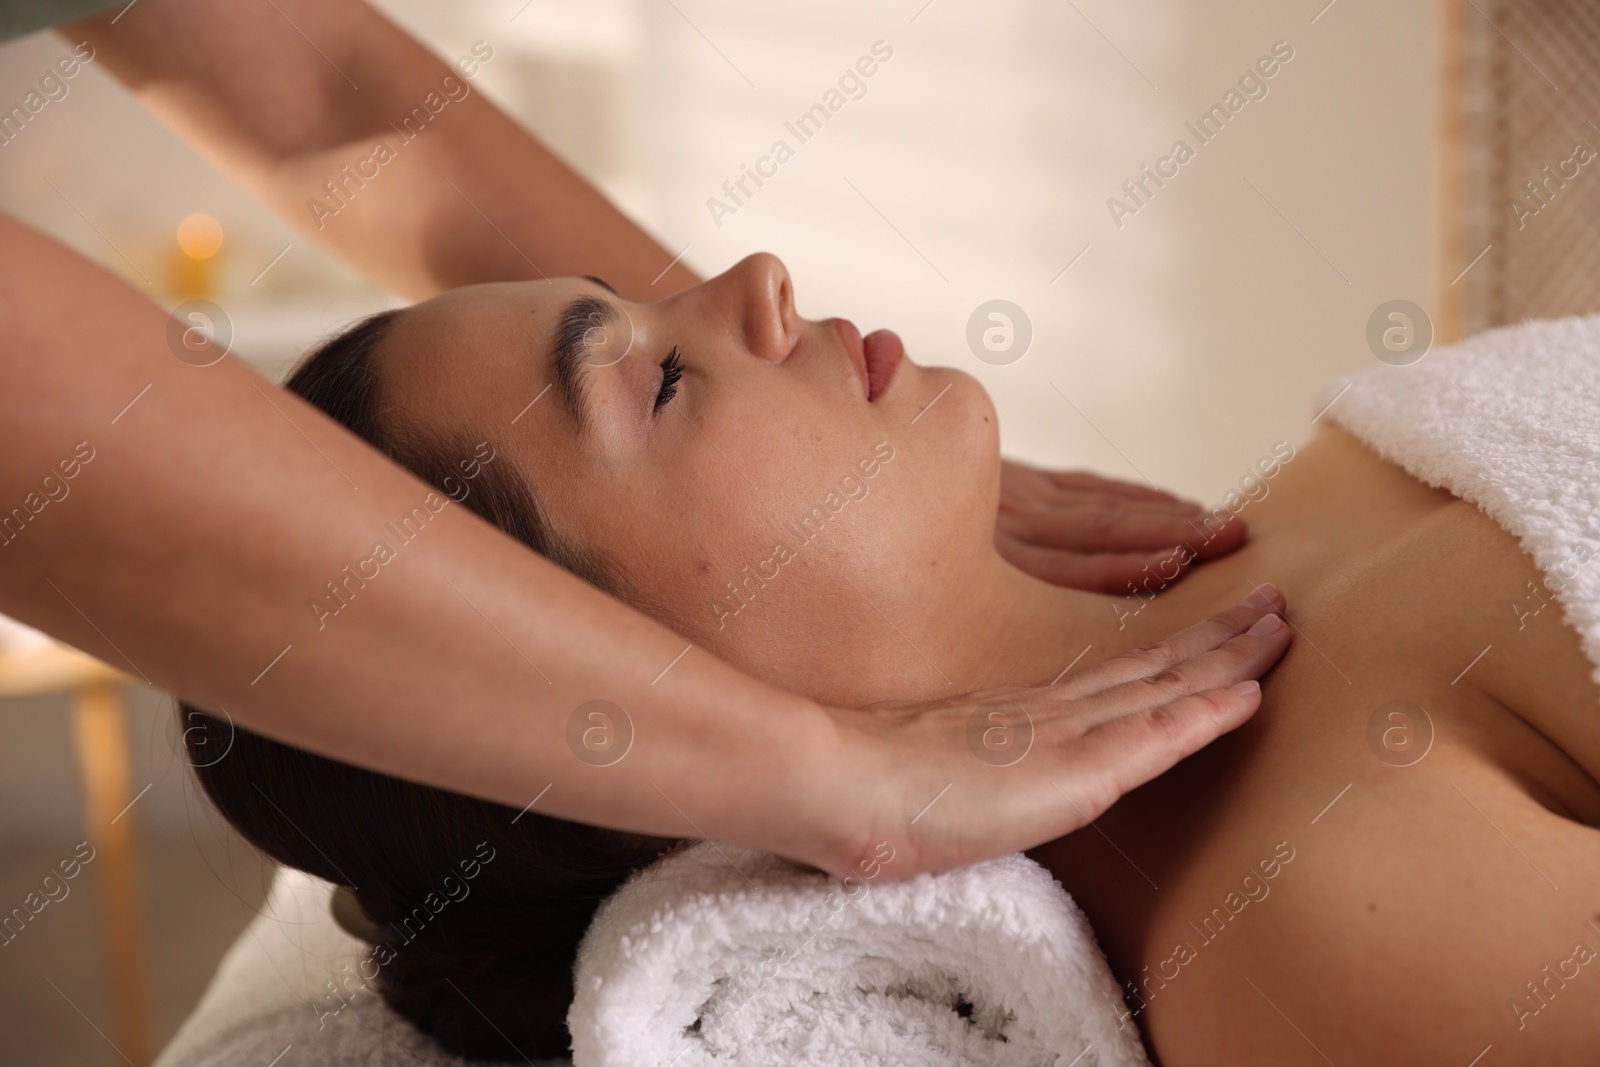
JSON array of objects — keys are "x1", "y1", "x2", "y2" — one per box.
[
  {"x1": 69, "y1": 0, "x2": 695, "y2": 302},
  {"x1": 0, "y1": 219, "x2": 1290, "y2": 879}
]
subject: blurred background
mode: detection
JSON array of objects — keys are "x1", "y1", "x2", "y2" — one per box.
[{"x1": 3, "y1": 0, "x2": 1590, "y2": 1061}]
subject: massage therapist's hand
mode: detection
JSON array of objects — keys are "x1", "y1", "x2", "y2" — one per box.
[
  {"x1": 996, "y1": 459, "x2": 1247, "y2": 593},
  {"x1": 819, "y1": 585, "x2": 1289, "y2": 880}
]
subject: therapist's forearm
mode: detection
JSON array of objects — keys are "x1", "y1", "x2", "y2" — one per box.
[
  {"x1": 70, "y1": 0, "x2": 700, "y2": 302},
  {"x1": 0, "y1": 215, "x2": 838, "y2": 860}
]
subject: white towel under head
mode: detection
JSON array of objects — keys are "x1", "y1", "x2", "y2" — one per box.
[{"x1": 567, "y1": 842, "x2": 1149, "y2": 1067}]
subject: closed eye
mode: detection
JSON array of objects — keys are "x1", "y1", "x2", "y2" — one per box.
[{"x1": 655, "y1": 347, "x2": 683, "y2": 410}]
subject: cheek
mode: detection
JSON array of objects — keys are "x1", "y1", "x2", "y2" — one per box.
[
  {"x1": 567, "y1": 370, "x2": 1002, "y2": 661},
  {"x1": 572, "y1": 466, "x2": 773, "y2": 625},
  {"x1": 740, "y1": 373, "x2": 999, "y2": 591},
  {"x1": 701, "y1": 367, "x2": 1000, "y2": 580}
]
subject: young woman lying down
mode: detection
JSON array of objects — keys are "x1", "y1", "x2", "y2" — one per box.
[{"x1": 182, "y1": 254, "x2": 1600, "y2": 1064}]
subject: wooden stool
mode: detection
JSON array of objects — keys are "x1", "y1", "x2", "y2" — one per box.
[{"x1": 0, "y1": 643, "x2": 150, "y2": 1067}]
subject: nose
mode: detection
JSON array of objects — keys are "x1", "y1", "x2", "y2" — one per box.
[{"x1": 711, "y1": 252, "x2": 800, "y2": 364}]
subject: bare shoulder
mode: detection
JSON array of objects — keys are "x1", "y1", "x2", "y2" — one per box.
[
  {"x1": 1403, "y1": 495, "x2": 1600, "y2": 818},
  {"x1": 1284, "y1": 425, "x2": 1600, "y2": 796},
  {"x1": 1101, "y1": 426, "x2": 1600, "y2": 1065}
]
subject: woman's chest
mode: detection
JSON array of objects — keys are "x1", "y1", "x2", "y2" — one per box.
[{"x1": 1031, "y1": 500, "x2": 1600, "y2": 1062}]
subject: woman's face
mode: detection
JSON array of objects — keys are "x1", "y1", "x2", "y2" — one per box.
[{"x1": 377, "y1": 254, "x2": 1003, "y2": 699}]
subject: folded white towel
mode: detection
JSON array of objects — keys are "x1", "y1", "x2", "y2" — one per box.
[
  {"x1": 1316, "y1": 312, "x2": 1600, "y2": 684},
  {"x1": 567, "y1": 841, "x2": 1149, "y2": 1067}
]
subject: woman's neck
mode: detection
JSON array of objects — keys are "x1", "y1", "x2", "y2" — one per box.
[
  {"x1": 828, "y1": 549, "x2": 1199, "y2": 706},
  {"x1": 925, "y1": 550, "x2": 1259, "y2": 699},
  {"x1": 951, "y1": 558, "x2": 1132, "y2": 691},
  {"x1": 934, "y1": 425, "x2": 1459, "y2": 702},
  {"x1": 795, "y1": 428, "x2": 1429, "y2": 710}
]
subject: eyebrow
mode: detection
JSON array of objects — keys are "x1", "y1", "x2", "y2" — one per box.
[{"x1": 549, "y1": 294, "x2": 618, "y2": 434}]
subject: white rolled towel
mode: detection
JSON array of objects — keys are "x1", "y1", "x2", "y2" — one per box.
[{"x1": 567, "y1": 841, "x2": 1150, "y2": 1067}]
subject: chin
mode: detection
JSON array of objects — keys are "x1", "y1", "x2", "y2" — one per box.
[
  {"x1": 893, "y1": 363, "x2": 991, "y2": 422},
  {"x1": 889, "y1": 365, "x2": 1002, "y2": 516},
  {"x1": 934, "y1": 367, "x2": 1000, "y2": 458},
  {"x1": 960, "y1": 375, "x2": 1005, "y2": 503}
]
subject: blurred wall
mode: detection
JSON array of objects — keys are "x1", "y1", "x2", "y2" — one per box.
[{"x1": 620, "y1": 0, "x2": 1434, "y2": 494}]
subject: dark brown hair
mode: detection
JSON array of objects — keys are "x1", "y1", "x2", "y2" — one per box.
[{"x1": 179, "y1": 310, "x2": 673, "y2": 1059}]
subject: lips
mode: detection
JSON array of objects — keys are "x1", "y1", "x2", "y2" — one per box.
[
  {"x1": 862, "y1": 329, "x2": 903, "y2": 401},
  {"x1": 831, "y1": 318, "x2": 903, "y2": 401}
]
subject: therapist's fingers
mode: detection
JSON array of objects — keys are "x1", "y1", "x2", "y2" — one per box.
[
  {"x1": 994, "y1": 471, "x2": 1251, "y2": 592},
  {"x1": 1052, "y1": 585, "x2": 1286, "y2": 699},
  {"x1": 997, "y1": 494, "x2": 1206, "y2": 546},
  {"x1": 993, "y1": 537, "x2": 1191, "y2": 595},
  {"x1": 998, "y1": 502, "x2": 1248, "y2": 560},
  {"x1": 828, "y1": 588, "x2": 1289, "y2": 880},
  {"x1": 995, "y1": 507, "x2": 1203, "y2": 560},
  {"x1": 1000, "y1": 460, "x2": 1194, "y2": 507},
  {"x1": 1062, "y1": 612, "x2": 1291, "y2": 730},
  {"x1": 1183, "y1": 508, "x2": 1248, "y2": 560},
  {"x1": 1037, "y1": 469, "x2": 1190, "y2": 502},
  {"x1": 1057, "y1": 683, "x2": 1264, "y2": 824},
  {"x1": 994, "y1": 522, "x2": 1246, "y2": 592}
]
